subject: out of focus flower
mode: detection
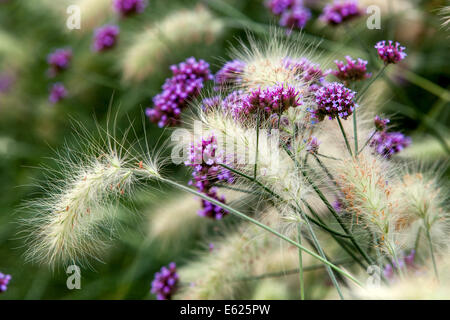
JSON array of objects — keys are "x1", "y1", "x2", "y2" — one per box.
[
  {"x1": 310, "y1": 82, "x2": 357, "y2": 121},
  {"x1": 151, "y1": 262, "x2": 179, "y2": 300},
  {"x1": 93, "y1": 25, "x2": 120, "y2": 52},
  {"x1": 374, "y1": 115, "x2": 390, "y2": 131},
  {"x1": 0, "y1": 71, "x2": 15, "y2": 93},
  {"x1": 279, "y1": 5, "x2": 311, "y2": 31},
  {"x1": 370, "y1": 131, "x2": 411, "y2": 158},
  {"x1": 333, "y1": 198, "x2": 343, "y2": 212},
  {"x1": 383, "y1": 250, "x2": 416, "y2": 281},
  {"x1": 332, "y1": 56, "x2": 371, "y2": 84},
  {"x1": 47, "y1": 48, "x2": 72, "y2": 77},
  {"x1": 0, "y1": 273, "x2": 11, "y2": 293},
  {"x1": 146, "y1": 57, "x2": 212, "y2": 127},
  {"x1": 266, "y1": 0, "x2": 311, "y2": 31},
  {"x1": 284, "y1": 57, "x2": 329, "y2": 92},
  {"x1": 306, "y1": 136, "x2": 320, "y2": 154},
  {"x1": 214, "y1": 60, "x2": 245, "y2": 90},
  {"x1": 48, "y1": 83, "x2": 67, "y2": 104},
  {"x1": 374, "y1": 41, "x2": 407, "y2": 65},
  {"x1": 113, "y1": 0, "x2": 147, "y2": 16},
  {"x1": 320, "y1": 0, "x2": 363, "y2": 25},
  {"x1": 185, "y1": 134, "x2": 233, "y2": 219}
]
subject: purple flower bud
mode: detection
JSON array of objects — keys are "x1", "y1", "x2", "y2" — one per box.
[
  {"x1": 306, "y1": 136, "x2": 320, "y2": 154},
  {"x1": 374, "y1": 41, "x2": 407, "y2": 65},
  {"x1": 47, "y1": 48, "x2": 72, "y2": 77},
  {"x1": 320, "y1": 0, "x2": 363, "y2": 25},
  {"x1": 279, "y1": 5, "x2": 311, "y2": 32},
  {"x1": 92, "y1": 25, "x2": 120, "y2": 52},
  {"x1": 332, "y1": 56, "x2": 371, "y2": 84},
  {"x1": 113, "y1": 0, "x2": 147, "y2": 16},
  {"x1": 374, "y1": 115, "x2": 390, "y2": 131},
  {"x1": 49, "y1": 83, "x2": 67, "y2": 104}
]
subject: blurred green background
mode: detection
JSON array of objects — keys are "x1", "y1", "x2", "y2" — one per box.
[{"x1": 0, "y1": 0, "x2": 448, "y2": 299}]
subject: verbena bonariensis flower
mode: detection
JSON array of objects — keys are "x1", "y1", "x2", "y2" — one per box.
[
  {"x1": 374, "y1": 115, "x2": 390, "y2": 131},
  {"x1": 49, "y1": 83, "x2": 67, "y2": 104},
  {"x1": 47, "y1": 48, "x2": 72, "y2": 77},
  {"x1": 214, "y1": 60, "x2": 245, "y2": 90},
  {"x1": 383, "y1": 250, "x2": 416, "y2": 280},
  {"x1": 113, "y1": 0, "x2": 147, "y2": 16},
  {"x1": 185, "y1": 134, "x2": 233, "y2": 219},
  {"x1": 146, "y1": 57, "x2": 212, "y2": 127},
  {"x1": 240, "y1": 84, "x2": 302, "y2": 119},
  {"x1": 306, "y1": 136, "x2": 320, "y2": 154},
  {"x1": 92, "y1": 25, "x2": 120, "y2": 52},
  {"x1": 0, "y1": 273, "x2": 11, "y2": 293},
  {"x1": 0, "y1": 71, "x2": 15, "y2": 93},
  {"x1": 320, "y1": 0, "x2": 363, "y2": 25},
  {"x1": 279, "y1": 5, "x2": 311, "y2": 31},
  {"x1": 284, "y1": 57, "x2": 329, "y2": 92},
  {"x1": 266, "y1": 0, "x2": 311, "y2": 31},
  {"x1": 375, "y1": 41, "x2": 407, "y2": 65},
  {"x1": 370, "y1": 131, "x2": 411, "y2": 158},
  {"x1": 311, "y1": 82, "x2": 357, "y2": 121},
  {"x1": 332, "y1": 56, "x2": 371, "y2": 84},
  {"x1": 151, "y1": 262, "x2": 179, "y2": 300}
]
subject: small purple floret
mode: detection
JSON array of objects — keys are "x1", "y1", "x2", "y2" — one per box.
[
  {"x1": 93, "y1": 25, "x2": 120, "y2": 52},
  {"x1": 375, "y1": 41, "x2": 407, "y2": 65},
  {"x1": 151, "y1": 263, "x2": 178, "y2": 300},
  {"x1": 0, "y1": 273, "x2": 11, "y2": 293},
  {"x1": 49, "y1": 83, "x2": 67, "y2": 104},
  {"x1": 47, "y1": 48, "x2": 72, "y2": 77}
]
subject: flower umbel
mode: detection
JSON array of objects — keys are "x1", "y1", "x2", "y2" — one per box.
[
  {"x1": 92, "y1": 25, "x2": 120, "y2": 52},
  {"x1": 47, "y1": 48, "x2": 72, "y2": 77},
  {"x1": 151, "y1": 262, "x2": 179, "y2": 300},
  {"x1": 311, "y1": 82, "x2": 357, "y2": 121},
  {"x1": 332, "y1": 56, "x2": 371, "y2": 84},
  {"x1": 0, "y1": 273, "x2": 11, "y2": 293},
  {"x1": 320, "y1": 0, "x2": 363, "y2": 25},
  {"x1": 49, "y1": 83, "x2": 67, "y2": 104},
  {"x1": 375, "y1": 41, "x2": 407, "y2": 65},
  {"x1": 113, "y1": 0, "x2": 147, "y2": 16}
]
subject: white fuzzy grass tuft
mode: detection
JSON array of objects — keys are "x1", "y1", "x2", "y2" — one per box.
[
  {"x1": 21, "y1": 119, "x2": 160, "y2": 268},
  {"x1": 121, "y1": 5, "x2": 223, "y2": 82}
]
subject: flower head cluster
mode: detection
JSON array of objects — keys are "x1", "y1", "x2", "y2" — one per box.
[
  {"x1": 320, "y1": 0, "x2": 363, "y2": 25},
  {"x1": 147, "y1": 57, "x2": 212, "y2": 127},
  {"x1": 241, "y1": 84, "x2": 302, "y2": 119},
  {"x1": 284, "y1": 58, "x2": 329, "y2": 92},
  {"x1": 47, "y1": 48, "x2": 72, "y2": 77},
  {"x1": 151, "y1": 262, "x2": 179, "y2": 300},
  {"x1": 49, "y1": 83, "x2": 67, "y2": 104},
  {"x1": 311, "y1": 82, "x2": 357, "y2": 121},
  {"x1": 214, "y1": 60, "x2": 245, "y2": 91},
  {"x1": 185, "y1": 134, "x2": 233, "y2": 219},
  {"x1": 332, "y1": 56, "x2": 371, "y2": 84},
  {"x1": 266, "y1": 0, "x2": 312, "y2": 31},
  {"x1": 383, "y1": 250, "x2": 416, "y2": 280},
  {"x1": 93, "y1": 25, "x2": 120, "y2": 52},
  {"x1": 374, "y1": 115, "x2": 390, "y2": 131},
  {"x1": 113, "y1": 0, "x2": 147, "y2": 16},
  {"x1": 371, "y1": 131, "x2": 411, "y2": 159},
  {"x1": 306, "y1": 136, "x2": 320, "y2": 154},
  {"x1": 375, "y1": 41, "x2": 407, "y2": 65},
  {"x1": 0, "y1": 273, "x2": 11, "y2": 293},
  {"x1": 0, "y1": 71, "x2": 15, "y2": 93}
]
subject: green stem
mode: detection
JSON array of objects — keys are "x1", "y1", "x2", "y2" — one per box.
[
  {"x1": 358, "y1": 130, "x2": 377, "y2": 155},
  {"x1": 297, "y1": 224, "x2": 305, "y2": 300},
  {"x1": 254, "y1": 114, "x2": 260, "y2": 179},
  {"x1": 337, "y1": 117, "x2": 353, "y2": 157},
  {"x1": 425, "y1": 224, "x2": 439, "y2": 281},
  {"x1": 158, "y1": 177, "x2": 363, "y2": 287},
  {"x1": 353, "y1": 109, "x2": 358, "y2": 155},
  {"x1": 356, "y1": 65, "x2": 388, "y2": 103},
  {"x1": 317, "y1": 153, "x2": 341, "y2": 161}
]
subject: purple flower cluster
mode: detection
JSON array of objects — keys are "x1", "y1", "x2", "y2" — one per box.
[
  {"x1": 49, "y1": 83, "x2": 67, "y2": 104},
  {"x1": 113, "y1": 0, "x2": 147, "y2": 16},
  {"x1": 151, "y1": 262, "x2": 178, "y2": 300},
  {"x1": 47, "y1": 48, "x2": 72, "y2": 77},
  {"x1": 311, "y1": 82, "x2": 357, "y2": 121},
  {"x1": 320, "y1": 0, "x2": 363, "y2": 25},
  {"x1": 185, "y1": 134, "x2": 234, "y2": 219},
  {"x1": 306, "y1": 136, "x2": 320, "y2": 154},
  {"x1": 147, "y1": 57, "x2": 212, "y2": 127},
  {"x1": 371, "y1": 131, "x2": 411, "y2": 159},
  {"x1": 0, "y1": 272, "x2": 11, "y2": 293},
  {"x1": 332, "y1": 56, "x2": 371, "y2": 84},
  {"x1": 383, "y1": 250, "x2": 416, "y2": 280},
  {"x1": 266, "y1": 0, "x2": 311, "y2": 31},
  {"x1": 374, "y1": 115, "x2": 390, "y2": 131},
  {"x1": 92, "y1": 25, "x2": 120, "y2": 52},
  {"x1": 284, "y1": 58, "x2": 329, "y2": 92},
  {"x1": 241, "y1": 84, "x2": 302, "y2": 119},
  {"x1": 214, "y1": 60, "x2": 246, "y2": 91},
  {"x1": 0, "y1": 71, "x2": 15, "y2": 94},
  {"x1": 375, "y1": 41, "x2": 407, "y2": 65}
]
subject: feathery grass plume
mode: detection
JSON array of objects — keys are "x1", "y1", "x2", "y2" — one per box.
[
  {"x1": 439, "y1": 6, "x2": 450, "y2": 31},
  {"x1": 76, "y1": 0, "x2": 113, "y2": 33},
  {"x1": 398, "y1": 136, "x2": 450, "y2": 162},
  {"x1": 21, "y1": 121, "x2": 160, "y2": 267},
  {"x1": 333, "y1": 149, "x2": 402, "y2": 258},
  {"x1": 251, "y1": 279, "x2": 290, "y2": 300},
  {"x1": 392, "y1": 170, "x2": 449, "y2": 256},
  {"x1": 174, "y1": 222, "x2": 272, "y2": 300},
  {"x1": 229, "y1": 31, "x2": 329, "y2": 94},
  {"x1": 350, "y1": 257, "x2": 450, "y2": 299},
  {"x1": 121, "y1": 5, "x2": 223, "y2": 82}
]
